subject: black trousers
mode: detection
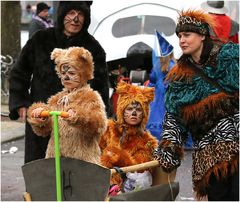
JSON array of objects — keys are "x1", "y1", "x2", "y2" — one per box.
[
  {"x1": 207, "y1": 168, "x2": 239, "y2": 201},
  {"x1": 24, "y1": 122, "x2": 50, "y2": 163}
]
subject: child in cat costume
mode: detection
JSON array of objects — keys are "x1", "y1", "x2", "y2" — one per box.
[
  {"x1": 99, "y1": 81, "x2": 158, "y2": 191},
  {"x1": 27, "y1": 47, "x2": 107, "y2": 164}
]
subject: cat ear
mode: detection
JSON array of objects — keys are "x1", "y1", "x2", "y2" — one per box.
[
  {"x1": 116, "y1": 81, "x2": 130, "y2": 95},
  {"x1": 50, "y1": 48, "x2": 64, "y2": 62},
  {"x1": 143, "y1": 87, "x2": 155, "y2": 103},
  {"x1": 80, "y1": 48, "x2": 93, "y2": 64}
]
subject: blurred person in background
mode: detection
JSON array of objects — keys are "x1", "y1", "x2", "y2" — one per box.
[
  {"x1": 146, "y1": 31, "x2": 193, "y2": 149},
  {"x1": 146, "y1": 31, "x2": 175, "y2": 140},
  {"x1": 201, "y1": 0, "x2": 239, "y2": 43},
  {"x1": 21, "y1": 4, "x2": 34, "y2": 24},
  {"x1": 26, "y1": 4, "x2": 34, "y2": 16},
  {"x1": 29, "y1": 2, "x2": 53, "y2": 38},
  {"x1": 9, "y1": 1, "x2": 109, "y2": 164}
]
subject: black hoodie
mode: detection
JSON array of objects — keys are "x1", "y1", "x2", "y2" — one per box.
[
  {"x1": 9, "y1": 1, "x2": 109, "y2": 120},
  {"x1": 57, "y1": 1, "x2": 92, "y2": 34}
]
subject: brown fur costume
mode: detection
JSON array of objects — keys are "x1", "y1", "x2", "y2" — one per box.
[
  {"x1": 99, "y1": 81, "x2": 158, "y2": 185},
  {"x1": 27, "y1": 47, "x2": 107, "y2": 164}
]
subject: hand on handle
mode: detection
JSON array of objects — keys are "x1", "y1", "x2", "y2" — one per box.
[
  {"x1": 66, "y1": 109, "x2": 75, "y2": 118},
  {"x1": 31, "y1": 107, "x2": 45, "y2": 118},
  {"x1": 38, "y1": 110, "x2": 69, "y2": 118}
]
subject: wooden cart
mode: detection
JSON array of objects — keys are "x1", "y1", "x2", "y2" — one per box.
[{"x1": 23, "y1": 111, "x2": 179, "y2": 201}]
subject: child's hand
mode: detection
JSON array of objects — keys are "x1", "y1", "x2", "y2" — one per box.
[
  {"x1": 109, "y1": 184, "x2": 121, "y2": 196},
  {"x1": 67, "y1": 108, "x2": 76, "y2": 118},
  {"x1": 31, "y1": 107, "x2": 44, "y2": 118}
]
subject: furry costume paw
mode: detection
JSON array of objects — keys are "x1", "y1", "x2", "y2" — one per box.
[{"x1": 27, "y1": 102, "x2": 52, "y2": 136}]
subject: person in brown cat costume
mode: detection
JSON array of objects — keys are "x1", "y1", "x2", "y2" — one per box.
[
  {"x1": 27, "y1": 47, "x2": 107, "y2": 164},
  {"x1": 99, "y1": 81, "x2": 158, "y2": 192}
]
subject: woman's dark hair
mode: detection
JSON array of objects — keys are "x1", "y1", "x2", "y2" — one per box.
[{"x1": 199, "y1": 36, "x2": 213, "y2": 64}]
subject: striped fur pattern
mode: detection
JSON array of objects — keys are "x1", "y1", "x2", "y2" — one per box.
[
  {"x1": 153, "y1": 112, "x2": 239, "y2": 198},
  {"x1": 153, "y1": 113, "x2": 185, "y2": 172},
  {"x1": 195, "y1": 113, "x2": 239, "y2": 149}
]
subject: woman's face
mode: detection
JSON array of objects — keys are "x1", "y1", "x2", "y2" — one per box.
[
  {"x1": 123, "y1": 102, "x2": 143, "y2": 126},
  {"x1": 178, "y1": 32, "x2": 205, "y2": 56},
  {"x1": 63, "y1": 9, "x2": 85, "y2": 36}
]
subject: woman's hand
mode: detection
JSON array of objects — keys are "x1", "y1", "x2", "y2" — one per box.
[{"x1": 18, "y1": 107, "x2": 27, "y2": 122}]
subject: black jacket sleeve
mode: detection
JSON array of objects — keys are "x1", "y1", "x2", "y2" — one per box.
[
  {"x1": 87, "y1": 37, "x2": 110, "y2": 116},
  {"x1": 9, "y1": 39, "x2": 34, "y2": 120}
]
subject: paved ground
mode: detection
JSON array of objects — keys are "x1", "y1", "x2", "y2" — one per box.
[
  {"x1": 1, "y1": 138, "x2": 25, "y2": 201},
  {"x1": 1, "y1": 104, "x2": 25, "y2": 201},
  {"x1": 1, "y1": 104, "x2": 25, "y2": 143}
]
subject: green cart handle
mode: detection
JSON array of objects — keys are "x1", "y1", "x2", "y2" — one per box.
[
  {"x1": 40, "y1": 110, "x2": 69, "y2": 202},
  {"x1": 40, "y1": 110, "x2": 69, "y2": 118}
]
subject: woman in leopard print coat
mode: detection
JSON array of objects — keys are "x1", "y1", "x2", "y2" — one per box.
[{"x1": 153, "y1": 10, "x2": 239, "y2": 200}]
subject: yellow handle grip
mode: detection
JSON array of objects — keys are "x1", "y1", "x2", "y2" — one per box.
[
  {"x1": 40, "y1": 110, "x2": 50, "y2": 117},
  {"x1": 60, "y1": 111, "x2": 69, "y2": 118}
]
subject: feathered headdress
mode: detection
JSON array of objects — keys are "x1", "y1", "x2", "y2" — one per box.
[
  {"x1": 116, "y1": 81, "x2": 154, "y2": 129},
  {"x1": 176, "y1": 9, "x2": 216, "y2": 36}
]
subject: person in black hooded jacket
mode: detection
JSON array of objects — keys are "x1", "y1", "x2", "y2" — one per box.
[{"x1": 9, "y1": 1, "x2": 110, "y2": 163}]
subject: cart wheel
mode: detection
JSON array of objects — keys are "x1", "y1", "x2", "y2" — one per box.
[{"x1": 23, "y1": 192, "x2": 31, "y2": 201}]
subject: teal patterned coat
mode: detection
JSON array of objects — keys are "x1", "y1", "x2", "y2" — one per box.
[{"x1": 153, "y1": 42, "x2": 239, "y2": 199}]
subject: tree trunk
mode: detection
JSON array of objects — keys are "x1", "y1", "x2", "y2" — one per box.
[
  {"x1": 1, "y1": 1, "x2": 21, "y2": 104},
  {"x1": 1, "y1": 1, "x2": 21, "y2": 59}
]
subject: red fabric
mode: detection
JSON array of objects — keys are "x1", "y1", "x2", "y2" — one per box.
[
  {"x1": 229, "y1": 34, "x2": 239, "y2": 44},
  {"x1": 111, "y1": 92, "x2": 119, "y2": 114},
  {"x1": 210, "y1": 14, "x2": 231, "y2": 43},
  {"x1": 210, "y1": 14, "x2": 238, "y2": 43},
  {"x1": 143, "y1": 80, "x2": 150, "y2": 86}
]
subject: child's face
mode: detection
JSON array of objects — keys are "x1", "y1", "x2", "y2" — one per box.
[
  {"x1": 60, "y1": 65, "x2": 80, "y2": 90},
  {"x1": 123, "y1": 102, "x2": 143, "y2": 126}
]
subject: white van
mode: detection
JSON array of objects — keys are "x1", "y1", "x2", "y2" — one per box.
[
  {"x1": 89, "y1": 0, "x2": 239, "y2": 88},
  {"x1": 88, "y1": 0, "x2": 210, "y2": 87},
  {"x1": 89, "y1": 0, "x2": 209, "y2": 60}
]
